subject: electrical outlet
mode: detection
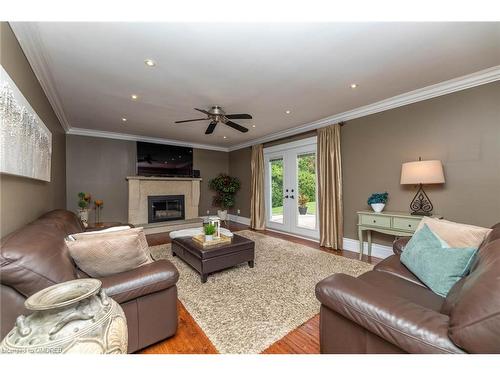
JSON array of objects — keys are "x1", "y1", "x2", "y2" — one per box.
[{"x1": 237, "y1": 209, "x2": 241, "y2": 215}]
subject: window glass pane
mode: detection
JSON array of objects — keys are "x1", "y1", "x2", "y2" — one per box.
[
  {"x1": 297, "y1": 153, "x2": 316, "y2": 230},
  {"x1": 269, "y1": 158, "x2": 284, "y2": 224}
]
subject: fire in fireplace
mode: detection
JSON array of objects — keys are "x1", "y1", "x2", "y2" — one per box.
[{"x1": 148, "y1": 195, "x2": 185, "y2": 223}]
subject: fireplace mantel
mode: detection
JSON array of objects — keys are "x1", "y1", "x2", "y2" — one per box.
[
  {"x1": 127, "y1": 176, "x2": 200, "y2": 226},
  {"x1": 126, "y1": 176, "x2": 202, "y2": 182}
]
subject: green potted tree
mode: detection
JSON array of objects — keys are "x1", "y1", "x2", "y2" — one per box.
[
  {"x1": 209, "y1": 174, "x2": 241, "y2": 220},
  {"x1": 298, "y1": 194, "x2": 309, "y2": 215}
]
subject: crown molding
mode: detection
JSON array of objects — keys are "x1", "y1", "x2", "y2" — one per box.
[
  {"x1": 10, "y1": 22, "x2": 71, "y2": 131},
  {"x1": 228, "y1": 65, "x2": 500, "y2": 151},
  {"x1": 67, "y1": 127, "x2": 229, "y2": 152}
]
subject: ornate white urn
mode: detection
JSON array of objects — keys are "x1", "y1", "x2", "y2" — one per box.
[{"x1": 0, "y1": 279, "x2": 127, "y2": 354}]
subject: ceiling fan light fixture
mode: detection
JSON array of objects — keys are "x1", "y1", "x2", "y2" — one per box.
[{"x1": 121, "y1": 117, "x2": 127, "y2": 122}]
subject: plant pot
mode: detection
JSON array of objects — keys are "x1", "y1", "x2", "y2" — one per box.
[
  {"x1": 371, "y1": 203, "x2": 385, "y2": 213},
  {"x1": 0, "y1": 279, "x2": 127, "y2": 354},
  {"x1": 217, "y1": 210, "x2": 228, "y2": 220},
  {"x1": 298, "y1": 206, "x2": 308, "y2": 215},
  {"x1": 205, "y1": 234, "x2": 213, "y2": 242},
  {"x1": 77, "y1": 209, "x2": 89, "y2": 227}
]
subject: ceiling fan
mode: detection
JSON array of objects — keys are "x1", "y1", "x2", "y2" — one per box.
[{"x1": 175, "y1": 106, "x2": 252, "y2": 134}]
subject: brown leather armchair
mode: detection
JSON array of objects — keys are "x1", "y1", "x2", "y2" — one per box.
[
  {"x1": 315, "y1": 223, "x2": 500, "y2": 354},
  {"x1": 0, "y1": 210, "x2": 179, "y2": 353}
]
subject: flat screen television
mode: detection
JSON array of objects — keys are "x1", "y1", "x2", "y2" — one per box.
[{"x1": 137, "y1": 142, "x2": 193, "y2": 177}]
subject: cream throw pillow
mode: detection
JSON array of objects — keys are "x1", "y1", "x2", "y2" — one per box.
[
  {"x1": 416, "y1": 217, "x2": 491, "y2": 249},
  {"x1": 66, "y1": 227, "x2": 153, "y2": 277}
]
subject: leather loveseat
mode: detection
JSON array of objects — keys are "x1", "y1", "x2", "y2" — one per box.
[
  {"x1": 0, "y1": 209, "x2": 179, "y2": 353},
  {"x1": 315, "y1": 223, "x2": 500, "y2": 354}
]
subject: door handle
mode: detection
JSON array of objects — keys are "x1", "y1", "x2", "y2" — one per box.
[
  {"x1": 284, "y1": 195, "x2": 289, "y2": 199},
  {"x1": 290, "y1": 195, "x2": 295, "y2": 199}
]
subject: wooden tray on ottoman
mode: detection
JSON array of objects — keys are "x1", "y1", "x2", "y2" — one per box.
[
  {"x1": 171, "y1": 234, "x2": 255, "y2": 283},
  {"x1": 192, "y1": 234, "x2": 232, "y2": 247}
]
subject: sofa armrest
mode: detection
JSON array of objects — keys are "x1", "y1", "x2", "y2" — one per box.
[
  {"x1": 315, "y1": 273, "x2": 463, "y2": 354},
  {"x1": 100, "y1": 260, "x2": 179, "y2": 304},
  {"x1": 393, "y1": 237, "x2": 411, "y2": 255}
]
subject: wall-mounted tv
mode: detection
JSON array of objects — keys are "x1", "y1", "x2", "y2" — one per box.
[{"x1": 137, "y1": 142, "x2": 193, "y2": 177}]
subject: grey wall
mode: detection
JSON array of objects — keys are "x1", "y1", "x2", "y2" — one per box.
[
  {"x1": 228, "y1": 147, "x2": 252, "y2": 217},
  {"x1": 66, "y1": 136, "x2": 136, "y2": 223},
  {"x1": 193, "y1": 149, "x2": 229, "y2": 216},
  {"x1": 66, "y1": 135, "x2": 230, "y2": 222},
  {"x1": 342, "y1": 81, "x2": 500, "y2": 246},
  {"x1": 0, "y1": 23, "x2": 67, "y2": 237}
]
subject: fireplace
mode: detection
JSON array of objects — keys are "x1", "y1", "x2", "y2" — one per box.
[{"x1": 148, "y1": 195, "x2": 185, "y2": 223}]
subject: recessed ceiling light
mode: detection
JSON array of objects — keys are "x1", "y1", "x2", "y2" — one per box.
[
  {"x1": 131, "y1": 94, "x2": 138, "y2": 100},
  {"x1": 144, "y1": 59, "x2": 156, "y2": 67},
  {"x1": 252, "y1": 125, "x2": 256, "y2": 128},
  {"x1": 285, "y1": 110, "x2": 291, "y2": 114},
  {"x1": 350, "y1": 83, "x2": 358, "y2": 89},
  {"x1": 121, "y1": 117, "x2": 127, "y2": 122},
  {"x1": 223, "y1": 136, "x2": 227, "y2": 139}
]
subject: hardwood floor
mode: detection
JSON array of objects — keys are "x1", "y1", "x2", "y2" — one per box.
[{"x1": 141, "y1": 222, "x2": 381, "y2": 354}]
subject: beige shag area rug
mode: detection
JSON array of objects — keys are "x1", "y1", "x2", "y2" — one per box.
[{"x1": 150, "y1": 230, "x2": 373, "y2": 354}]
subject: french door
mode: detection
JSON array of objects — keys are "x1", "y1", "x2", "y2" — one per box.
[{"x1": 264, "y1": 137, "x2": 319, "y2": 239}]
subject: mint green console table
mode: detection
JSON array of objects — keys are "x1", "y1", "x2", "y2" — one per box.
[{"x1": 357, "y1": 211, "x2": 441, "y2": 260}]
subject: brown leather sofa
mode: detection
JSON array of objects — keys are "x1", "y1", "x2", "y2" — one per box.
[
  {"x1": 316, "y1": 223, "x2": 500, "y2": 354},
  {"x1": 0, "y1": 209, "x2": 179, "y2": 353}
]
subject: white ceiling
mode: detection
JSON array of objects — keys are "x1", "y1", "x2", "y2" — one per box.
[{"x1": 11, "y1": 22, "x2": 500, "y2": 149}]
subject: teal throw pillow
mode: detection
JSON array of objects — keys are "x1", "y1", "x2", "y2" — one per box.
[{"x1": 400, "y1": 224, "x2": 477, "y2": 297}]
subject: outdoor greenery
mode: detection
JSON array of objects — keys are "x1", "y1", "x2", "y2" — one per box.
[
  {"x1": 272, "y1": 201, "x2": 316, "y2": 215},
  {"x1": 209, "y1": 174, "x2": 241, "y2": 209},
  {"x1": 271, "y1": 154, "x2": 316, "y2": 209}
]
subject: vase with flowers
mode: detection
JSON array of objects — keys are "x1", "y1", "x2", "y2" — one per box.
[
  {"x1": 94, "y1": 199, "x2": 104, "y2": 226},
  {"x1": 77, "y1": 192, "x2": 91, "y2": 227}
]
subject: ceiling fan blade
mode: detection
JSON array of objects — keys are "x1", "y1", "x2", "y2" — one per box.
[
  {"x1": 205, "y1": 121, "x2": 217, "y2": 135},
  {"x1": 225, "y1": 120, "x2": 248, "y2": 133},
  {"x1": 194, "y1": 108, "x2": 211, "y2": 116},
  {"x1": 225, "y1": 114, "x2": 253, "y2": 120},
  {"x1": 175, "y1": 118, "x2": 207, "y2": 123}
]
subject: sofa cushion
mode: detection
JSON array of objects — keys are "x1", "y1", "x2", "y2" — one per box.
[
  {"x1": 358, "y1": 270, "x2": 444, "y2": 312},
  {"x1": 67, "y1": 228, "x2": 153, "y2": 277},
  {"x1": 374, "y1": 255, "x2": 425, "y2": 287},
  {"x1": 401, "y1": 225, "x2": 477, "y2": 297},
  {"x1": 0, "y1": 220, "x2": 78, "y2": 297},
  {"x1": 416, "y1": 217, "x2": 491, "y2": 249}
]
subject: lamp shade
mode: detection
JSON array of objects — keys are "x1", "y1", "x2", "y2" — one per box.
[{"x1": 400, "y1": 160, "x2": 445, "y2": 185}]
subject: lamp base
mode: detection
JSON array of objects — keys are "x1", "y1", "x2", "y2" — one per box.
[
  {"x1": 410, "y1": 211, "x2": 432, "y2": 216},
  {"x1": 409, "y1": 184, "x2": 434, "y2": 216}
]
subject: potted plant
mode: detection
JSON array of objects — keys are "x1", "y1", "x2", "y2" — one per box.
[
  {"x1": 367, "y1": 192, "x2": 389, "y2": 213},
  {"x1": 209, "y1": 174, "x2": 241, "y2": 221},
  {"x1": 298, "y1": 194, "x2": 309, "y2": 215},
  {"x1": 77, "y1": 192, "x2": 91, "y2": 226},
  {"x1": 204, "y1": 223, "x2": 216, "y2": 242}
]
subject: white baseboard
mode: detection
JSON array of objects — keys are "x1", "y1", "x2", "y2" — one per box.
[
  {"x1": 342, "y1": 238, "x2": 393, "y2": 259},
  {"x1": 227, "y1": 214, "x2": 251, "y2": 226},
  {"x1": 226, "y1": 216, "x2": 393, "y2": 259}
]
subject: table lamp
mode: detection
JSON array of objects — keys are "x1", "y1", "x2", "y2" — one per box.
[{"x1": 400, "y1": 158, "x2": 445, "y2": 216}]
